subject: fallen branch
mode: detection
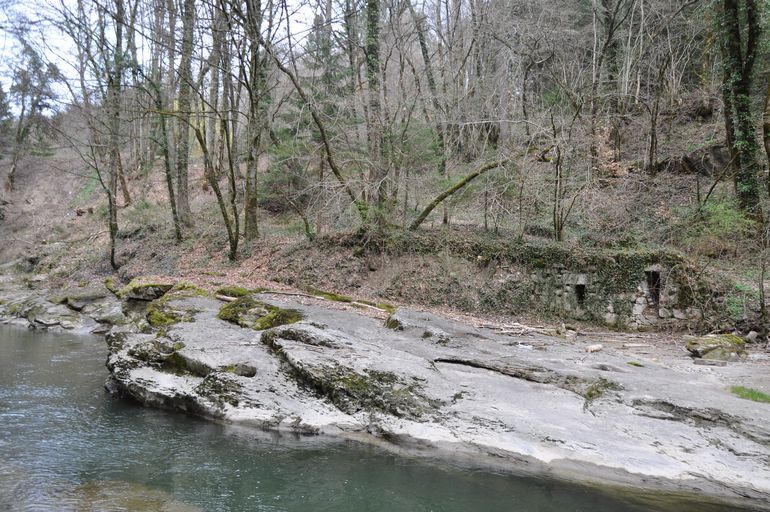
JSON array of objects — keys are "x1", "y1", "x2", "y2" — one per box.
[{"x1": 409, "y1": 158, "x2": 511, "y2": 230}]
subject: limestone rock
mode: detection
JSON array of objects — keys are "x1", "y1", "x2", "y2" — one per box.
[
  {"x1": 686, "y1": 334, "x2": 747, "y2": 361},
  {"x1": 98, "y1": 295, "x2": 770, "y2": 509},
  {"x1": 231, "y1": 363, "x2": 257, "y2": 377},
  {"x1": 124, "y1": 283, "x2": 173, "y2": 301}
]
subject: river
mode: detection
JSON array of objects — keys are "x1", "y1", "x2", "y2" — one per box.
[{"x1": 0, "y1": 326, "x2": 753, "y2": 511}]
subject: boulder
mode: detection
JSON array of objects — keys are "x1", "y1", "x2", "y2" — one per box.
[{"x1": 686, "y1": 334, "x2": 747, "y2": 361}]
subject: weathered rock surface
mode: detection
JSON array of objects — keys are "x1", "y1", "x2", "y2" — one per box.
[
  {"x1": 105, "y1": 293, "x2": 770, "y2": 510},
  {"x1": 0, "y1": 272, "x2": 126, "y2": 333}
]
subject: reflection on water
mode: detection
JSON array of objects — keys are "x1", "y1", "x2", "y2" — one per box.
[{"x1": 0, "y1": 326, "x2": 754, "y2": 512}]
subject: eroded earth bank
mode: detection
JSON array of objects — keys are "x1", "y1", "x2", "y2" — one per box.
[{"x1": 2, "y1": 271, "x2": 770, "y2": 511}]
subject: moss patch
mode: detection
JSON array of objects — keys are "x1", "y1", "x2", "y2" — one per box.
[
  {"x1": 117, "y1": 277, "x2": 174, "y2": 300},
  {"x1": 298, "y1": 364, "x2": 431, "y2": 419},
  {"x1": 582, "y1": 377, "x2": 622, "y2": 411},
  {"x1": 194, "y1": 373, "x2": 242, "y2": 408},
  {"x1": 730, "y1": 386, "x2": 770, "y2": 404},
  {"x1": 253, "y1": 308, "x2": 303, "y2": 330},
  {"x1": 104, "y1": 277, "x2": 118, "y2": 294},
  {"x1": 143, "y1": 282, "x2": 207, "y2": 327},
  {"x1": 218, "y1": 296, "x2": 302, "y2": 331},
  {"x1": 384, "y1": 315, "x2": 403, "y2": 330},
  {"x1": 146, "y1": 305, "x2": 187, "y2": 327},
  {"x1": 357, "y1": 299, "x2": 397, "y2": 314},
  {"x1": 686, "y1": 334, "x2": 746, "y2": 361},
  {"x1": 306, "y1": 286, "x2": 353, "y2": 303},
  {"x1": 215, "y1": 286, "x2": 253, "y2": 298}
]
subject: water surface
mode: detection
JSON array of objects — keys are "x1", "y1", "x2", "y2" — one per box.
[{"x1": 0, "y1": 326, "x2": 753, "y2": 511}]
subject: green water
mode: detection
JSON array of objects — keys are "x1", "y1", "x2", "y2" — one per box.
[{"x1": 0, "y1": 326, "x2": 755, "y2": 511}]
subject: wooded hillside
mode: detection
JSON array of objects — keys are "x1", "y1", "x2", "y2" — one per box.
[{"x1": 1, "y1": 0, "x2": 770, "y2": 328}]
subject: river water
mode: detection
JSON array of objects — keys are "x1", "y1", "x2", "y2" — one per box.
[{"x1": 0, "y1": 326, "x2": 755, "y2": 512}]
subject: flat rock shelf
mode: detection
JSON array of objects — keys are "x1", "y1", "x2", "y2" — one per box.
[{"x1": 104, "y1": 293, "x2": 770, "y2": 511}]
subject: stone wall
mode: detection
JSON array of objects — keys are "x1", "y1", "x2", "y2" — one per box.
[{"x1": 530, "y1": 264, "x2": 702, "y2": 329}]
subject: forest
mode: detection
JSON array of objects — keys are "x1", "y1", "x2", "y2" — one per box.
[
  {"x1": 5, "y1": 3, "x2": 770, "y2": 509},
  {"x1": 1, "y1": 0, "x2": 770, "y2": 329}
]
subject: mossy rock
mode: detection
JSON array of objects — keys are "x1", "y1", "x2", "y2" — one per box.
[
  {"x1": 218, "y1": 296, "x2": 302, "y2": 331},
  {"x1": 294, "y1": 364, "x2": 431, "y2": 419},
  {"x1": 163, "y1": 281, "x2": 209, "y2": 300},
  {"x1": 127, "y1": 339, "x2": 179, "y2": 363},
  {"x1": 215, "y1": 286, "x2": 253, "y2": 298},
  {"x1": 194, "y1": 373, "x2": 242, "y2": 407},
  {"x1": 146, "y1": 305, "x2": 186, "y2": 327},
  {"x1": 118, "y1": 278, "x2": 174, "y2": 300},
  {"x1": 220, "y1": 363, "x2": 257, "y2": 377},
  {"x1": 104, "y1": 277, "x2": 119, "y2": 294},
  {"x1": 686, "y1": 334, "x2": 747, "y2": 361},
  {"x1": 218, "y1": 296, "x2": 268, "y2": 325},
  {"x1": 49, "y1": 287, "x2": 110, "y2": 310},
  {"x1": 143, "y1": 285, "x2": 205, "y2": 328},
  {"x1": 384, "y1": 315, "x2": 403, "y2": 330}
]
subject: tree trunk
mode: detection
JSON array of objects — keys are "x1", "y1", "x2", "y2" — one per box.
[
  {"x1": 244, "y1": 0, "x2": 264, "y2": 241},
  {"x1": 719, "y1": 0, "x2": 762, "y2": 219},
  {"x1": 106, "y1": 0, "x2": 126, "y2": 269},
  {"x1": 175, "y1": 0, "x2": 195, "y2": 228},
  {"x1": 762, "y1": 71, "x2": 770, "y2": 194},
  {"x1": 365, "y1": 0, "x2": 386, "y2": 229}
]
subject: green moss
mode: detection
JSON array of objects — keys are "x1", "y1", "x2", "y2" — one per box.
[
  {"x1": 146, "y1": 307, "x2": 182, "y2": 327},
  {"x1": 218, "y1": 296, "x2": 263, "y2": 324},
  {"x1": 215, "y1": 286, "x2": 252, "y2": 298},
  {"x1": 384, "y1": 316, "x2": 403, "y2": 330},
  {"x1": 582, "y1": 377, "x2": 622, "y2": 411},
  {"x1": 626, "y1": 361, "x2": 645, "y2": 368},
  {"x1": 306, "y1": 287, "x2": 353, "y2": 303},
  {"x1": 218, "y1": 296, "x2": 302, "y2": 330},
  {"x1": 308, "y1": 366, "x2": 429, "y2": 418},
  {"x1": 730, "y1": 386, "x2": 770, "y2": 403},
  {"x1": 140, "y1": 282, "x2": 206, "y2": 329},
  {"x1": 686, "y1": 334, "x2": 746, "y2": 360},
  {"x1": 117, "y1": 277, "x2": 174, "y2": 299},
  {"x1": 358, "y1": 299, "x2": 397, "y2": 314},
  {"x1": 104, "y1": 277, "x2": 118, "y2": 294},
  {"x1": 253, "y1": 308, "x2": 303, "y2": 330}
]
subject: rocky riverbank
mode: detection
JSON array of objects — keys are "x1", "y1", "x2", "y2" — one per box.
[{"x1": 2, "y1": 269, "x2": 770, "y2": 510}]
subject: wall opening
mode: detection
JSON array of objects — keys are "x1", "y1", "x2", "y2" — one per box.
[
  {"x1": 646, "y1": 271, "x2": 661, "y2": 306},
  {"x1": 575, "y1": 284, "x2": 587, "y2": 306}
]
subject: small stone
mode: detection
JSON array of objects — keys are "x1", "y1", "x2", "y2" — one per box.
[
  {"x1": 745, "y1": 331, "x2": 759, "y2": 343},
  {"x1": 232, "y1": 363, "x2": 257, "y2": 378},
  {"x1": 658, "y1": 308, "x2": 671, "y2": 319},
  {"x1": 585, "y1": 344, "x2": 603, "y2": 353},
  {"x1": 672, "y1": 309, "x2": 687, "y2": 320}
]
